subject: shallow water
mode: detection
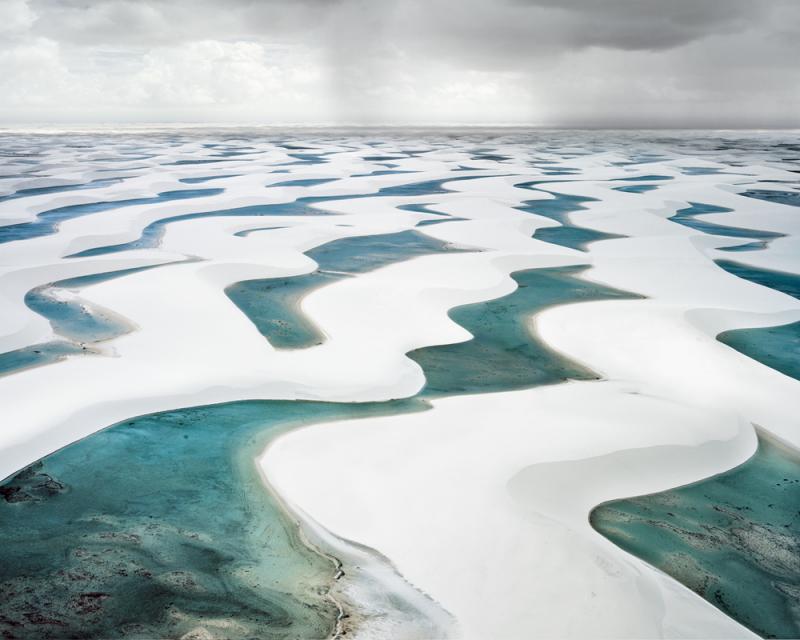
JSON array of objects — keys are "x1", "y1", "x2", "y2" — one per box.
[
  {"x1": 3, "y1": 131, "x2": 799, "y2": 638},
  {"x1": 718, "y1": 240, "x2": 769, "y2": 253},
  {"x1": 718, "y1": 321, "x2": 800, "y2": 382},
  {"x1": 25, "y1": 285, "x2": 126, "y2": 345},
  {"x1": 226, "y1": 230, "x2": 466, "y2": 349},
  {"x1": 0, "y1": 341, "x2": 89, "y2": 377},
  {"x1": 0, "y1": 177, "x2": 123, "y2": 203},
  {"x1": 0, "y1": 264, "x2": 628, "y2": 638},
  {"x1": 517, "y1": 185, "x2": 623, "y2": 251},
  {"x1": 1, "y1": 264, "x2": 174, "y2": 378},
  {"x1": 0, "y1": 399, "x2": 423, "y2": 639},
  {"x1": 591, "y1": 432, "x2": 800, "y2": 638},
  {"x1": 0, "y1": 189, "x2": 224, "y2": 245},
  {"x1": 408, "y1": 266, "x2": 637, "y2": 396},
  {"x1": 612, "y1": 183, "x2": 659, "y2": 194},
  {"x1": 715, "y1": 260, "x2": 800, "y2": 300},
  {"x1": 68, "y1": 174, "x2": 494, "y2": 258},
  {"x1": 670, "y1": 202, "x2": 783, "y2": 243},
  {"x1": 740, "y1": 189, "x2": 800, "y2": 207}
]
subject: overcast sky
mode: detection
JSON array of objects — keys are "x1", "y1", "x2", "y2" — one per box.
[{"x1": 1, "y1": 0, "x2": 798, "y2": 127}]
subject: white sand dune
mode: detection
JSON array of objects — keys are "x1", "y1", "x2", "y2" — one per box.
[
  {"x1": 261, "y1": 148, "x2": 799, "y2": 637},
  {"x1": 1, "y1": 133, "x2": 798, "y2": 638}
]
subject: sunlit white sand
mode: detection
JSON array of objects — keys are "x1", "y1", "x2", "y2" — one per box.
[{"x1": 1, "y1": 131, "x2": 798, "y2": 638}]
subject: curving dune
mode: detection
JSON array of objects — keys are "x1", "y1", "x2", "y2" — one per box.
[{"x1": 0, "y1": 129, "x2": 798, "y2": 639}]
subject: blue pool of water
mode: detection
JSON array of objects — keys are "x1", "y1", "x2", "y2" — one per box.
[
  {"x1": 408, "y1": 266, "x2": 638, "y2": 396},
  {"x1": 612, "y1": 184, "x2": 660, "y2": 194},
  {"x1": 515, "y1": 186, "x2": 624, "y2": 251},
  {"x1": 0, "y1": 261, "x2": 632, "y2": 638},
  {"x1": 670, "y1": 202, "x2": 783, "y2": 243},
  {"x1": 0, "y1": 264, "x2": 179, "y2": 377},
  {"x1": 268, "y1": 178, "x2": 339, "y2": 188},
  {"x1": 0, "y1": 189, "x2": 224, "y2": 245},
  {"x1": 0, "y1": 177, "x2": 124, "y2": 203},
  {"x1": 715, "y1": 260, "x2": 800, "y2": 300},
  {"x1": 68, "y1": 174, "x2": 497, "y2": 258},
  {"x1": 226, "y1": 230, "x2": 466, "y2": 349},
  {"x1": 0, "y1": 399, "x2": 424, "y2": 639},
  {"x1": 179, "y1": 174, "x2": 240, "y2": 184},
  {"x1": 611, "y1": 174, "x2": 673, "y2": 182},
  {"x1": 718, "y1": 240, "x2": 769, "y2": 252},
  {"x1": 740, "y1": 189, "x2": 800, "y2": 207},
  {"x1": 718, "y1": 321, "x2": 800, "y2": 382},
  {"x1": 713, "y1": 254, "x2": 800, "y2": 384},
  {"x1": 0, "y1": 341, "x2": 89, "y2": 377},
  {"x1": 415, "y1": 217, "x2": 468, "y2": 227},
  {"x1": 25, "y1": 285, "x2": 126, "y2": 345},
  {"x1": 592, "y1": 432, "x2": 800, "y2": 638},
  {"x1": 593, "y1": 250, "x2": 800, "y2": 638},
  {"x1": 680, "y1": 167, "x2": 726, "y2": 175}
]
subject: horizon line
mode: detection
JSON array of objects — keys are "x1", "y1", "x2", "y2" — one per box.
[{"x1": 1, "y1": 122, "x2": 799, "y2": 133}]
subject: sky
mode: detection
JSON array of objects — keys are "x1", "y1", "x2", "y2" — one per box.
[{"x1": 0, "y1": 0, "x2": 798, "y2": 127}]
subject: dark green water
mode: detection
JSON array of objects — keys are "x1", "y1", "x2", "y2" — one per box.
[
  {"x1": 533, "y1": 225, "x2": 621, "y2": 252},
  {"x1": 613, "y1": 184, "x2": 659, "y2": 194},
  {"x1": 715, "y1": 260, "x2": 800, "y2": 300},
  {"x1": 67, "y1": 174, "x2": 494, "y2": 258},
  {"x1": 591, "y1": 433, "x2": 800, "y2": 638},
  {"x1": 0, "y1": 262, "x2": 628, "y2": 639},
  {"x1": 226, "y1": 230, "x2": 466, "y2": 349},
  {"x1": 516, "y1": 185, "x2": 623, "y2": 251},
  {"x1": 592, "y1": 253, "x2": 800, "y2": 638},
  {"x1": 670, "y1": 202, "x2": 783, "y2": 244},
  {"x1": 0, "y1": 189, "x2": 224, "y2": 245},
  {"x1": 228, "y1": 272, "x2": 340, "y2": 349},
  {"x1": 4, "y1": 166, "x2": 796, "y2": 638},
  {"x1": 0, "y1": 265, "x2": 173, "y2": 378},
  {"x1": 0, "y1": 399, "x2": 423, "y2": 639},
  {"x1": 0, "y1": 177, "x2": 123, "y2": 204},
  {"x1": 408, "y1": 266, "x2": 638, "y2": 396},
  {"x1": 740, "y1": 189, "x2": 800, "y2": 207},
  {"x1": 25, "y1": 284, "x2": 126, "y2": 345},
  {"x1": 719, "y1": 241, "x2": 769, "y2": 253},
  {"x1": 719, "y1": 322, "x2": 800, "y2": 382},
  {"x1": 0, "y1": 341, "x2": 89, "y2": 377}
]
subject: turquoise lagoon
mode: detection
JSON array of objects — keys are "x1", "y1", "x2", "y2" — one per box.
[
  {"x1": 0, "y1": 265, "x2": 166, "y2": 378},
  {"x1": 670, "y1": 202, "x2": 784, "y2": 246},
  {"x1": 68, "y1": 173, "x2": 498, "y2": 259},
  {"x1": 409, "y1": 266, "x2": 638, "y2": 395},
  {"x1": 718, "y1": 322, "x2": 800, "y2": 382},
  {"x1": 591, "y1": 257, "x2": 800, "y2": 638},
  {"x1": 591, "y1": 433, "x2": 800, "y2": 638},
  {"x1": 3, "y1": 132, "x2": 800, "y2": 639},
  {"x1": 515, "y1": 183, "x2": 624, "y2": 251},
  {"x1": 714, "y1": 261, "x2": 799, "y2": 383},
  {"x1": 0, "y1": 189, "x2": 224, "y2": 245},
  {"x1": 0, "y1": 264, "x2": 632, "y2": 638},
  {"x1": 226, "y1": 230, "x2": 465, "y2": 349},
  {"x1": 0, "y1": 400, "x2": 423, "y2": 639}
]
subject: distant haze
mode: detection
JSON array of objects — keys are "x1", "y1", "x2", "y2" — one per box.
[{"x1": 1, "y1": 0, "x2": 798, "y2": 127}]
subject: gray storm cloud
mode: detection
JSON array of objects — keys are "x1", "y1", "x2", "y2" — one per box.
[{"x1": 0, "y1": 0, "x2": 798, "y2": 126}]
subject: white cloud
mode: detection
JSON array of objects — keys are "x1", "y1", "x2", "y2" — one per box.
[
  {"x1": 0, "y1": 0, "x2": 797, "y2": 125},
  {"x1": 0, "y1": 38, "x2": 72, "y2": 106},
  {"x1": 0, "y1": 0, "x2": 36, "y2": 35}
]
